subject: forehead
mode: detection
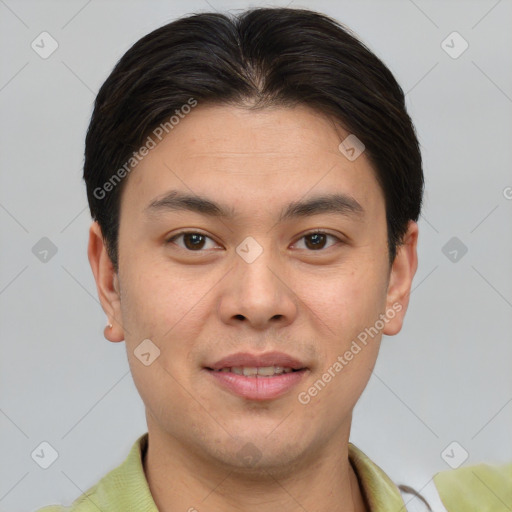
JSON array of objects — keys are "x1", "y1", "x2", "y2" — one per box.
[{"x1": 120, "y1": 104, "x2": 384, "y2": 221}]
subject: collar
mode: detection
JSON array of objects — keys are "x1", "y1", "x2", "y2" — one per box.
[
  {"x1": 348, "y1": 442, "x2": 407, "y2": 511},
  {"x1": 90, "y1": 433, "x2": 406, "y2": 512}
]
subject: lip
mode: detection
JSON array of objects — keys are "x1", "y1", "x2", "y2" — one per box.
[
  {"x1": 204, "y1": 351, "x2": 308, "y2": 401},
  {"x1": 205, "y1": 368, "x2": 307, "y2": 401},
  {"x1": 206, "y1": 351, "x2": 306, "y2": 371}
]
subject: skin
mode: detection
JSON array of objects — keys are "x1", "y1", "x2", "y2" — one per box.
[{"x1": 88, "y1": 104, "x2": 418, "y2": 512}]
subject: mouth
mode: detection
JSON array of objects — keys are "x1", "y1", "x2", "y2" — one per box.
[
  {"x1": 204, "y1": 352, "x2": 308, "y2": 401},
  {"x1": 208, "y1": 365, "x2": 302, "y2": 375}
]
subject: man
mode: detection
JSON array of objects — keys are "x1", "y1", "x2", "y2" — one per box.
[{"x1": 37, "y1": 7, "x2": 510, "y2": 512}]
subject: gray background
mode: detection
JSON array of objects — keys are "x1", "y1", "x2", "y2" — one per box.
[{"x1": 1, "y1": 0, "x2": 511, "y2": 510}]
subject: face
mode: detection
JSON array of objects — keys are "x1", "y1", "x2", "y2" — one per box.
[{"x1": 89, "y1": 104, "x2": 418, "y2": 473}]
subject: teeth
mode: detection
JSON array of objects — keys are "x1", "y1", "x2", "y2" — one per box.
[
  {"x1": 217, "y1": 366, "x2": 298, "y2": 376},
  {"x1": 258, "y1": 366, "x2": 282, "y2": 376}
]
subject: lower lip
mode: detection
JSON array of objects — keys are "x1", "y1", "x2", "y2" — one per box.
[{"x1": 206, "y1": 369, "x2": 307, "y2": 401}]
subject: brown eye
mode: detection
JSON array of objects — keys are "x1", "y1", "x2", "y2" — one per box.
[
  {"x1": 183, "y1": 233, "x2": 206, "y2": 250},
  {"x1": 167, "y1": 232, "x2": 218, "y2": 251},
  {"x1": 295, "y1": 231, "x2": 341, "y2": 251},
  {"x1": 305, "y1": 233, "x2": 327, "y2": 250}
]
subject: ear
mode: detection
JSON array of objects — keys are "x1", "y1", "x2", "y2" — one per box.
[
  {"x1": 383, "y1": 221, "x2": 419, "y2": 336},
  {"x1": 87, "y1": 221, "x2": 125, "y2": 342}
]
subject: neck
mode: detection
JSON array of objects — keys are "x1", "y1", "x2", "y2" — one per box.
[{"x1": 142, "y1": 426, "x2": 367, "y2": 512}]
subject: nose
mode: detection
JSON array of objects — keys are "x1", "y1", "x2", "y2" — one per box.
[{"x1": 217, "y1": 244, "x2": 298, "y2": 331}]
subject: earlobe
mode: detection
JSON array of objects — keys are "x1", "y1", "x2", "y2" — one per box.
[
  {"x1": 87, "y1": 221, "x2": 125, "y2": 342},
  {"x1": 383, "y1": 221, "x2": 419, "y2": 336}
]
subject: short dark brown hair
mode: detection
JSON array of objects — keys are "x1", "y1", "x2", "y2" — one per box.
[{"x1": 84, "y1": 7, "x2": 424, "y2": 271}]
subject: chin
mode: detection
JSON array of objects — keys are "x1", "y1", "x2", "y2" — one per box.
[{"x1": 208, "y1": 440, "x2": 307, "y2": 478}]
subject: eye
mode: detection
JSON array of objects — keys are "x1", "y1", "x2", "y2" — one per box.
[
  {"x1": 166, "y1": 231, "x2": 220, "y2": 251},
  {"x1": 166, "y1": 230, "x2": 343, "y2": 252},
  {"x1": 293, "y1": 230, "x2": 342, "y2": 251}
]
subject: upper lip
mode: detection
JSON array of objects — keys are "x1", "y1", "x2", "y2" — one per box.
[{"x1": 206, "y1": 351, "x2": 306, "y2": 371}]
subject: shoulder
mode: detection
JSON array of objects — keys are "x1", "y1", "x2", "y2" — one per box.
[
  {"x1": 34, "y1": 508, "x2": 69, "y2": 512},
  {"x1": 34, "y1": 433, "x2": 154, "y2": 512},
  {"x1": 32, "y1": 459, "x2": 122, "y2": 512},
  {"x1": 33, "y1": 483, "x2": 103, "y2": 512},
  {"x1": 433, "y1": 460, "x2": 512, "y2": 511}
]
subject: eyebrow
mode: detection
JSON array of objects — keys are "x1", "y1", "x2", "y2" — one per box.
[{"x1": 144, "y1": 190, "x2": 364, "y2": 222}]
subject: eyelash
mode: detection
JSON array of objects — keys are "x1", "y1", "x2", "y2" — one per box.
[{"x1": 165, "y1": 229, "x2": 343, "y2": 252}]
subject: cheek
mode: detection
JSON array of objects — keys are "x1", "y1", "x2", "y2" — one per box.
[
  {"x1": 301, "y1": 275, "x2": 385, "y2": 420},
  {"x1": 119, "y1": 258, "x2": 191, "y2": 338},
  {"x1": 129, "y1": 358, "x2": 204, "y2": 433},
  {"x1": 306, "y1": 263, "x2": 388, "y2": 337},
  {"x1": 298, "y1": 264, "x2": 388, "y2": 399},
  {"x1": 119, "y1": 263, "x2": 210, "y2": 381}
]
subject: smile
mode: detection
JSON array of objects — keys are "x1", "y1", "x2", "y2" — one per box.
[
  {"x1": 205, "y1": 366, "x2": 307, "y2": 401},
  {"x1": 212, "y1": 366, "x2": 299, "y2": 376}
]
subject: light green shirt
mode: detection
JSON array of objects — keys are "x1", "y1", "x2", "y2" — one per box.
[{"x1": 36, "y1": 433, "x2": 511, "y2": 511}]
